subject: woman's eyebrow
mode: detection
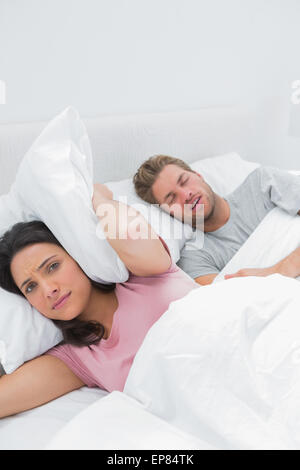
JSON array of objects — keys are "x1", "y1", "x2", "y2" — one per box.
[{"x1": 20, "y1": 255, "x2": 58, "y2": 291}]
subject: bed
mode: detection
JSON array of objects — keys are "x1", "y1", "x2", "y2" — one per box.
[{"x1": 1, "y1": 106, "x2": 299, "y2": 450}]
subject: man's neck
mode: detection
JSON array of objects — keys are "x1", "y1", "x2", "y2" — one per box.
[{"x1": 204, "y1": 196, "x2": 230, "y2": 233}]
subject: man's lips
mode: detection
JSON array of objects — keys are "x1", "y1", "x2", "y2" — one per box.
[
  {"x1": 190, "y1": 195, "x2": 202, "y2": 212},
  {"x1": 52, "y1": 292, "x2": 71, "y2": 310}
]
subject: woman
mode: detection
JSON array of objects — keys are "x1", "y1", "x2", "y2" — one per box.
[{"x1": 0, "y1": 184, "x2": 198, "y2": 418}]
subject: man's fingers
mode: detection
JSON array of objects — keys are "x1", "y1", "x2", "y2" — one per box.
[{"x1": 224, "y1": 273, "x2": 235, "y2": 280}]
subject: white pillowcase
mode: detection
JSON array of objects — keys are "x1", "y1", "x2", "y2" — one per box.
[
  {"x1": 0, "y1": 106, "x2": 259, "y2": 375},
  {"x1": 14, "y1": 107, "x2": 129, "y2": 285},
  {"x1": 190, "y1": 152, "x2": 260, "y2": 196},
  {"x1": 0, "y1": 191, "x2": 63, "y2": 374},
  {"x1": 0, "y1": 290, "x2": 63, "y2": 374}
]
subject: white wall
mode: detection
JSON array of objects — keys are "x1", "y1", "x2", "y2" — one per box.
[{"x1": 0, "y1": 0, "x2": 300, "y2": 169}]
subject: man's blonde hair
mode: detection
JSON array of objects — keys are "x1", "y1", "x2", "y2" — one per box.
[{"x1": 133, "y1": 155, "x2": 193, "y2": 204}]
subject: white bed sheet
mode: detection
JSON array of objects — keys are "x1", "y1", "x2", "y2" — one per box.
[
  {"x1": 46, "y1": 391, "x2": 213, "y2": 450},
  {"x1": 0, "y1": 386, "x2": 108, "y2": 450}
]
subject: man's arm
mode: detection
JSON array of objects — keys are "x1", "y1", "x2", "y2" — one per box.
[
  {"x1": 258, "y1": 166, "x2": 300, "y2": 216},
  {"x1": 225, "y1": 246, "x2": 300, "y2": 280},
  {"x1": 194, "y1": 273, "x2": 218, "y2": 286}
]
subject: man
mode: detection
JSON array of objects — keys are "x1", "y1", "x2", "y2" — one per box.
[{"x1": 133, "y1": 155, "x2": 300, "y2": 286}]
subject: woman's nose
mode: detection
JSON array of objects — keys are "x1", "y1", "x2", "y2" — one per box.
[{"x1": 43, "y1": 282, "x2": 59, "y2": 298}]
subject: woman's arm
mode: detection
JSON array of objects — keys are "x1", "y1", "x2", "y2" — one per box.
[
  {"x1": 0, "y1": 355, "x2": 84, "y2": 418},
  {"x1": 92, "y1": 183, "x2": 171, "y2": 276}
]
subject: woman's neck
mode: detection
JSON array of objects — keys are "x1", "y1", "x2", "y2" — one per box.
[{"x1": 79, "y1": 287, "x2": 118, "y2": 329}]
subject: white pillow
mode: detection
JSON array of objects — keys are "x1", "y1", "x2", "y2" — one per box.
[
  {"x1": 0, "y1": 289, "x2": 63, "y2": 374},
  {"x1": 190, "y1": 152, "x2": 260, "y2": 196},
  {"x1": 0, "y1": 192, "x2": 63, "y2": 374},
  {"x1": 14, "y1": 106, "x2": 129, "y2": 284}
]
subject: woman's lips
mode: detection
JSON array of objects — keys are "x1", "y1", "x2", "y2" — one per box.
[{"x1": 53, "y1": 292, "x2": 71, "y2": 310}]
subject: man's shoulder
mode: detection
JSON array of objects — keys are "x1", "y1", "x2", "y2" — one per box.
[
  {"x1": 227, "y1": 165, "x2": 266, "y2": 198},
  {"x1": 239, "y1": 165, "x2": 295, "y2": 187},
  {"x1": 238, "y1": 165, "x2": 263, "y2": 187},
  {"x1": 240, "y1": 165, "x2": 300, "y2": 192}
]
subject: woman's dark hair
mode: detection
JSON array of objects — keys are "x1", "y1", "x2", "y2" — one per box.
[{"x1": 0, "y1": 220, "x2": 116, "y2": 348}]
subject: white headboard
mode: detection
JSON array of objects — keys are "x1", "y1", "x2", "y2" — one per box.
[{"x1": 0, "y1": 106, "x2": 254, "y2": 196}]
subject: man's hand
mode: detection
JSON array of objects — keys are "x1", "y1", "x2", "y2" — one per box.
[
  {"x1": 92, "y1": 183, "x2": 113, "y2": 213},
  {"x1": 224, "y1": 247, "x2": 300, "y2": 280},
  {"x1": 224, "y1": 266, "x2": 276, "y2": 280}
]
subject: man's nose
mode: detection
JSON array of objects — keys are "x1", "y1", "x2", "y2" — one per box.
[{"x1": 178, "y1": 187, "x2": 192, "y2": 203}]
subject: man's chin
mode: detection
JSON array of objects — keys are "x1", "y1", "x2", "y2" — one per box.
[
  {"x1": 182, "y1": 215, "x2": 203, "y2": 230},
  {"x1": 165, "y1": 208, "x2": 204, "y2": 230},
  {"x1": 189, "y1": 208, "x2": 205, "y2": 230},
  {"x1": 170, "y1": 213, "x2": 193, "y2": 227}
]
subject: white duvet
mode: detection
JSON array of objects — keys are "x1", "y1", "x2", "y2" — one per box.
[
  {"x1": 124, "y1": 274, "x2": 300, "y2": 450},
  {"x1": 48, "y1": 207, "x2": 300, "y2": 450}
]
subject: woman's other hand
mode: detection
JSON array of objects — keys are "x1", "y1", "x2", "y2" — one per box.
[
  {"x1": 92, "y1": 183, "x2": 113, "y2": 213},
  {"x1": 92, "y1": 183, "x2": 171, "y2": 276}
]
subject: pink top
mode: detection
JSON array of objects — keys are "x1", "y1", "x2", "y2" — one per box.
[{"x1": 46, "y1": 260, "x2": 197, "y2": 392}]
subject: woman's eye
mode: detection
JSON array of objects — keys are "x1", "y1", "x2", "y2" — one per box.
[
  {"x1": 48, "y1": 262, "x2": 59, "y2": 272},
  {"x1": 181, "y1": 178, "x2": 188, "y2": 186},
  {"x1": 25, "y1": 283, "x2": 35, "y2": 294}
]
